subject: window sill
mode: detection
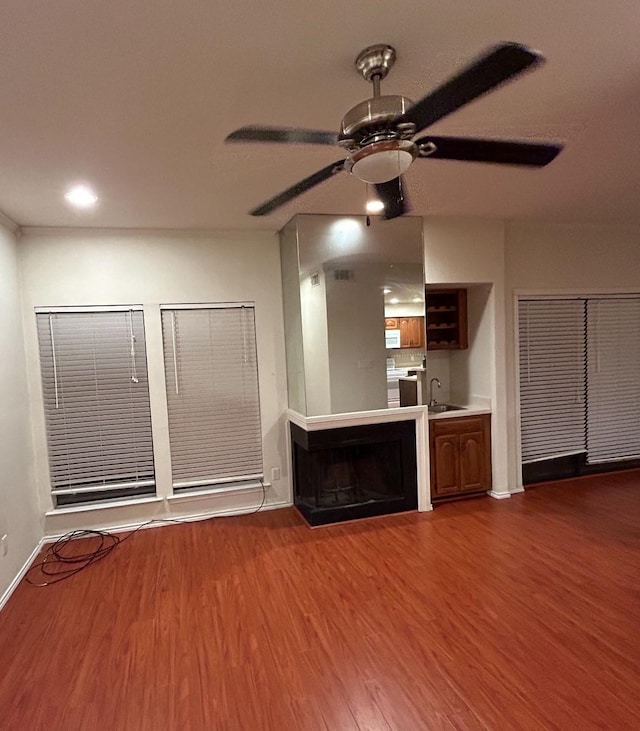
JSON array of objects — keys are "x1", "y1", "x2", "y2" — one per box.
[
  {"x1": 45, "y1": 496, "x2": 164, "y2": 516},
  {"x1": 167, "y1": 481, "x2": 270, "y2": 502}
]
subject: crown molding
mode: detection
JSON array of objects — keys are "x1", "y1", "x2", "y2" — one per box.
[
  {"x1": 0, "y1": 210, "x2": 20, "y2": 234},
  {"x1": 19, "y1": 225, "x2": 277, "y2": 240}
]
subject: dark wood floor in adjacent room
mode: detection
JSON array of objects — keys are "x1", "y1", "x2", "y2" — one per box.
[{"x1": 1, "y1": 470, "x2": 639, "y2": 730}]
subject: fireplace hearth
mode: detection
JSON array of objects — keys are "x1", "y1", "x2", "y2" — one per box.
[{"x1": 290, "y1": 420, "x2": 417, "y2": 526}]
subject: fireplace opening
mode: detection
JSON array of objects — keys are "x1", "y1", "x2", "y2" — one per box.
[{"x1": 290, "y1": 420, "x2": 417, "y2": 526}]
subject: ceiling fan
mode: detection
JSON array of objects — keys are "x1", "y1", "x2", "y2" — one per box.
[{"x1": 226, "y1": 42, "x2": 563, "y2": 220}]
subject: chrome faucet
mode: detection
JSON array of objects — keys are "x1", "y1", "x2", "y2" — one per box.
[{"x1": 429, "y1": 377, "x2": 441, "y2": 406}]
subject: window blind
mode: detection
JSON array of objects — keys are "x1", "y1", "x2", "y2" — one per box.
[
  {"x1": 518, "y1": 299, "x2": 586, "y2": 463},
  {"x1": 586, "y1": 298, "x2": 640, "y2": 463},
  {"x1": 36, "y1": 310, "x2": 155, "y2": 505},
  {"x1": 161, "y1": 306, "x2": 264, "y2": 490}
]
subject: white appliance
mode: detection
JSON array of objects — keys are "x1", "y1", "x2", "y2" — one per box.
[
  {"x1": 386, "y1": 366, "x2": 409, "y2": 408},
  {"x1": 385, "y1": 329, "x2": 401, "y2": 349}
]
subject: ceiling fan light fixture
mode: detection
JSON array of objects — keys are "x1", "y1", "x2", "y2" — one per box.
[
  {"x1": 352, "y1": 149, "x2": 412, "y2": 183},
  {"x1": 366, "y1": 199, "x2": 385, "y2": 213},
  {"x1": 346, "y1": 139, "x2": 416, "y2": 184}
]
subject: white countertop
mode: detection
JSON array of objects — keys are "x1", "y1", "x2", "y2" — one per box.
[{"x1": 427, "y1": 404, "x2": 492, "y2": 420}]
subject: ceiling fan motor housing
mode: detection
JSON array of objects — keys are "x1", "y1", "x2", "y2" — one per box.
[
  {"x1": 339, "y1": 94, "x2": 419, "y2": 184},
  {"x1": 338, "y1": 95, "x2": 416, "y2": 150}
]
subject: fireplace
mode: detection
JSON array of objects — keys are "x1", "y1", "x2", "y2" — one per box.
[{"x1": 290, "y1": 419, "x2": 417, "y2": 526}]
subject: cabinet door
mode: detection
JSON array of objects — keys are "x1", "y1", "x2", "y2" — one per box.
[
  {"x1": 385, "y1": 318, "x2": 399, "y2": 330},
  {"x1": 430, "y1": 414, "x2": 492, "y2": 499},
  {"x1": 399, "y1": 318, "x2": 411, "y2": 346},
  {"x1": 408, "y1": 317, "x2": 425, "y2": 348},
  {"x1": 459, "y1": 429, "x2": 486, "y2": 492},
  {"x1": 432, "y1": 433, "x2": 460, "y2": 496},
  {"x1": 398, "y1": 316, "x2": 425, "y2": 348}
]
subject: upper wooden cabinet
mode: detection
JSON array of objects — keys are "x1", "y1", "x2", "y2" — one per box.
[
  {"x1": 426, "y1": 289, "x2": 468, "y2": 350},
  {"x1": 385, "y1": 316, "x2": 425, "y2": 349},
  {"x1": 399, "y1": 317, "x2": 425, "y2": 349}
]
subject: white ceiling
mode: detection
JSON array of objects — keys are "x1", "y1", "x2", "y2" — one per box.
[{"x1": 2, "y1": 1, "x2": 640, "y2": 232}]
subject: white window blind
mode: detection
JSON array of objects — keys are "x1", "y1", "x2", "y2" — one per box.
[
  {"x1": 161, "y1": 306, "x2": 263, "y2": 490},
  {"x1": 518, "y1": 299, "x2": 586, "y2": 463},
  {"x1": 586, "y1": 298, "x2": 640, "y2": 463},
  {"x1": 36, "y1": 309, "x2": 155, "y2": 505}
]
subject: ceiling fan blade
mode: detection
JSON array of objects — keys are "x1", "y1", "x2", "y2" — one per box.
[
  {"x1": 395, "y1": 43, "x2": 544, "y2": 133},
  {"x1": 250, "y1": 160, "x2": 346, "y2": 216},
  {"x1": 226, "y1": 126, "x2": 339, "y2": 146},
  {"x1": 374, "y1": 177, "x2": 410, "y2": 220},
  {"x1": 415, "y1": 136, "x2": 562, "y2": 166}
]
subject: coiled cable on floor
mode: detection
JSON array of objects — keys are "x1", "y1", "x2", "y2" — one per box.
[
  {"x1": 25, "y1": 479, "x2": 267, "y2": 587},
  {"x1": 26, "y1": 524, "x2": 153, "y2": 587}
]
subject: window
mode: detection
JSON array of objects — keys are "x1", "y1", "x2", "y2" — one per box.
[
  {"x1": 36, "y1": 308, "x2": 155, "y2": 506},
  {"x1": 518, "y1": 299, "x2": 586, "y2": 463},
  {"x1": 586, "y1": 298, "x2": 640, "y2": 463},
  {"x1": 161, "y1": 305, "x2": 263, "y2": 491},
  {"x1": 518, "y1": 295, "x2": 640, "y2": 475}
]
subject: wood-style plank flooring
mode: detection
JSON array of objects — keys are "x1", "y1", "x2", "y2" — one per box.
[{"x1": 1, "y1": 470, "x2": 639, "y2": 730}]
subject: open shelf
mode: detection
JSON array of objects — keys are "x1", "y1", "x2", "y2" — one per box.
[{"x1": 425, "y1": 289, "x2": 468, "y2": 350}]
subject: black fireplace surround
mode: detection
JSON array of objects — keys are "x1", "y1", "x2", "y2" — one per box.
[{"x1": 290, "y1": 419, "x2": 417, "y2": 526}]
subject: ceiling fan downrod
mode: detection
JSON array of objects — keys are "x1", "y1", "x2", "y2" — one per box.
[
  {"x1": 355, "y1": 43, "x2": 398, "y2": 98},
  {"x1": 355, "y1": 44, "x2": 397, "y2": 86}
]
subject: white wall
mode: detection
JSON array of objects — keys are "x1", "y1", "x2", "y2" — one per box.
[
  {"x1": 326, "y1": 264, "x2": 388, "y2": 413},
  {"x1": 0, "y1": 223, "x2": 41, "y2": 601},
  {"x1": 450, "y1": 284, "x2": 494, "y2": 405},
  {"x1": 18, "y1": 228, "x2": 290, "y2": 535},
  {"x1": 424, "y1": 218, "x2": 506, "y2": 285},
  {"x1": 424, "y1": 218, "x2": 510, "y2": 497},
  {"x1": 504, "y1": 221, "x2": 640, "y2": 488},
  {"x1": 506, "y1": 222, "x2": 640, "y2": 290},
  {"x1": 425, "y1": 351, "x2": 451, "y2": 403},
  {"x1": 279, "y1": 220, "x2": 306, "y2": 414},
  {"x1": 300, "y1": 269, "x2": 331, "y2": 415}
]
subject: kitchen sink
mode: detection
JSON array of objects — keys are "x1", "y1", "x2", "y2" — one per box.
[{"x1": 428, "y1": 403, "x2": 466, "y2": 413}]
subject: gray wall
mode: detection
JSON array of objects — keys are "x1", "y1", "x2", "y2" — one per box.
[{"x1": 0, "y1": 223, "x2": 40, "y2": 601}]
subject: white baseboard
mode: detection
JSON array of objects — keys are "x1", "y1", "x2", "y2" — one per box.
[
  {"x1": 0, "y1": 539, "x2": 44, "y2": 612},
  {"x1": 487, "y1": 490, "x2": 512, "y2": 500},
  {"x1": 510, "y1": 486, "x2": 526, "y2": 495},
  {"x1": 43, "y1": 498, "x2": 292, "y2": 541}
]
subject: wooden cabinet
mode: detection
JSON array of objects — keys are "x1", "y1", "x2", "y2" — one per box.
[
  {"x1": 430, "y1": 414, "x2": 492, "y2": 500},
  {"x1": 399, "y1": 317, "x2": 424, "y2": 349},
  {"x1": 385, "y1": 316, "x2": 425, "y2": 349},
  {"x1": 426, "y1": 289, "x2": 468, "y2": 350}
]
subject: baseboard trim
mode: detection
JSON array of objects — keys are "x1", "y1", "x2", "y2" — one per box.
[
  {"x1": 43, "y1": 499, "x2": 292, "y2": 541},
  {"x1": 487, "y1": 490, "x2": 512, "y2": 500},
  {"x1": 510, "y1": 486, "x2": 525, "y2": 495},
  {"x1": 0, "y1": 539, "x2": 44, "y2": 612}
]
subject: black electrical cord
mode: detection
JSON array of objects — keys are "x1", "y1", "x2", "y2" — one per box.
[{"x1": 25, "y1": 479, "x2": 267, "y2": 587}]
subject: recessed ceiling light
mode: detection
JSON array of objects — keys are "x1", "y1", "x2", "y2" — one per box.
[
  {"x1": 366, "y1": 199, "x2": 385, "y2": 213},
  {"x1": 390, "y1": 297, "x2": 399, "y2": 304},
  {"x1": 413, "y1": 297, "x2": 422, "y2": 303},
  {"x1": 383, "y1": 287, "x2": 391, "y2": 295},
  {"x1": 64, "y1": 184, "x2": 98, "y2": 209}
]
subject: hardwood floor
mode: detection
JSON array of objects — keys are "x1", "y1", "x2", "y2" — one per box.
[{"x1": 1, "y1": 470, "x2": 639, "y2": 730}]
